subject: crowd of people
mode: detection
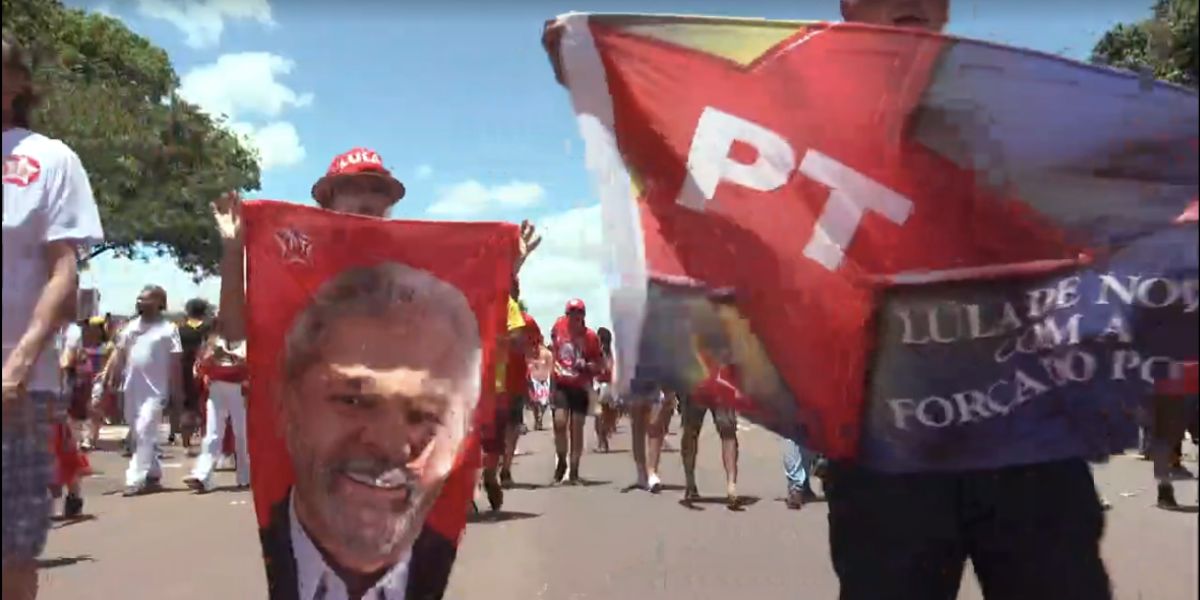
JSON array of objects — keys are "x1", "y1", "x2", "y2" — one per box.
[{"x1": 4, "y1": 0, "x2": 1198, "y2": 598}]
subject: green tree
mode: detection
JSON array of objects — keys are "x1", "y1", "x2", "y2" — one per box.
[
  {"x1": 1091, "y1": 0, "x2": 1198, "y2": 88},
  {"x1": 4, "y1": 0, "x2": 261, "y2": 277}
]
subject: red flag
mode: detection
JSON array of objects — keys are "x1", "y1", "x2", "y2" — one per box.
[
  {"x1": 242, "y1": 200, "x2": 517, "y2": 597},
  {"x1": 546, "y1": 14, "x2": 1197, "y2": 459}
]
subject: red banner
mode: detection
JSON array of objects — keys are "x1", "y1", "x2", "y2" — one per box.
[
  {"x1": 547, "y1": 14, "x2": 1198, "y2": 460},
  {"x1": 242, "y1": 200, "x2": 517, "y2": 598}
]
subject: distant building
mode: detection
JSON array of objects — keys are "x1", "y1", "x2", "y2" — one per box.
[{"x1": 77, "y1": 287, "x2": 100, "y2": 320}]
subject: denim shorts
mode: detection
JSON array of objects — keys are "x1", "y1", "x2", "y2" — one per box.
[{"x1": 2, "y1": 392, "x2": 54, "y2": 560}]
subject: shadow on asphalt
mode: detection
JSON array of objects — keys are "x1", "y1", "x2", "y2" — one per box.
[
  {"x1": 468, "y1": 510, "x2": 540, "y2": 524},
  {"x1": 678, "y1": 495, "x2": 762, "y2": 512},
  {"x1": 619, "y1": 483, "x2": 688, "y2": 494},
  {"x1": 773, "y1": 496, "x2": 827, "y2": 505},
  {"x1": 560, "y1": 479, "x2": 612, "y2": 488},
  {"x1": 505, "y1": 482, "x2": 547, "y2": 490},
  {"x1": 51, "y1": 515, "x2": 97, "y2": 529},
  {"x1": 593, "y1": 449, "x2": 631, "y2": 455},
  {"x1": 37, "y1": 555, "x2": 95, "y2": 570},
  {"x1": 1158, "y1": 504, "x2": 1200, "y2": 514},
  {"x1": 212, "y1": 486, "x2": 252, "y2": 494},
  {"x1": 99, "y1": 487, "x2": 190, "y2": 497}
]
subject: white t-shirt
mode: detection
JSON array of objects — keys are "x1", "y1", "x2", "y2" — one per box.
[
  {"x1": 60, "y1": 322, "x2": 82, "y2": 355},
  {"x1": 3, "y1": 128, "x2": 104, "y2": 393},
  {"x1": 117, "y1": 316, "x2": 182, "y2": 400}
]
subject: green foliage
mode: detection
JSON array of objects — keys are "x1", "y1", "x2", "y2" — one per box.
[
  {"x1": 1091, "y1": 0, "x2": 1198, "y2": 88},
  {"x1": 4, "y1": 0, "x2": 261, "y2": 277}
]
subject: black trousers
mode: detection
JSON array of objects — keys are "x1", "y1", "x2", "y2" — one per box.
[{"x1": 826, "y1": 458, "x2": 1112, "y2": 600}]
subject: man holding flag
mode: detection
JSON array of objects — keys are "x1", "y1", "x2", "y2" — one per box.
[
  {"x1": 543, "y1": 0, "x2": 1197, "y2": 597},
  {"x1": 212, "y1": 146, "x2": 540, "y2": 599}
]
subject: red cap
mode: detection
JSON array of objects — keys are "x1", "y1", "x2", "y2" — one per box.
[
  {"x1": 523, "y1": 313, "x2": 543, "y2": 345},
  {"x1": 565, "y1": 298, "x2": 586, "y2": 314},
  {"x1": 311, "y1": 147, "x2": 406, "y2": 207}
]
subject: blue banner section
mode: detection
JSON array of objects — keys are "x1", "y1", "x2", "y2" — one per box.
[{"x1": 861, "y1": 225, "x2": 1198, "y2": 473}]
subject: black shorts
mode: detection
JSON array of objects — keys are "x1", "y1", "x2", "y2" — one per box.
[
  {"x1": 553, "y1": 385, "x2": 590, "y2": 415},
  {"x1": 826, "y1": 458, "x2": 1110, "y2": 600}
]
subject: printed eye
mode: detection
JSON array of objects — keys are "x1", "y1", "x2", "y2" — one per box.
[
  {"x1": 406, "y1": 409, "x2": 444, "y2": 427},
  {"x1": 331, "y1": 394, "x2": 371, "y2": 409}
]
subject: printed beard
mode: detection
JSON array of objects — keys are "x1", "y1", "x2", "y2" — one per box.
[{"x1": 324, "y1": 456, "x2": 430, "y2": 566}]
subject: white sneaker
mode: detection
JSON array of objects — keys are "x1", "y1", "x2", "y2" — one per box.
[
  {"x1": 647, "y1": 473, "x2": 662, "y2": 493},
  {"x1": 635, "y1": 473, "x2": 649, "y2": 490},
  {"x1": 183, "y1": 475, "x2": 214, "y2": 494}
]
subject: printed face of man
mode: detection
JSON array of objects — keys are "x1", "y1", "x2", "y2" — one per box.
[
  {"x1": 283, "y1": 305, "x2": 475, "y2": 573},
  {"x1": 841, "y1": 0, "x2": 949, "y2": 32}
]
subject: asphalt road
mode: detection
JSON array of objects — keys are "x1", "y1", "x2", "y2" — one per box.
[{"x1": 37, "y1": 416, "x2": 1199, "y2": 599}]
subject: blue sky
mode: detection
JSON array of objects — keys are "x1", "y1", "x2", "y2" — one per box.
[{"x1": 73, "y1": 0, "x2": 1155, "y2": 329}]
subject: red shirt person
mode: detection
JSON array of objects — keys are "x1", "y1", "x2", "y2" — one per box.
[{"x1": 549, "y1": 299, "x2": 603, "y2": 483}]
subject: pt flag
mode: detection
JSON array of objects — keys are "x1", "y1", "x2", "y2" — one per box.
[
  {"x1": 241, "y1": 200, "x2": 517, "y2": 598},
  {"x1": 543, "y1": 13, "x2": 1199, "y2": 461}
]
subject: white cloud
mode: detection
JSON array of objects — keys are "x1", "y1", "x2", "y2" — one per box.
[
  {"x1": 414, "y1": 164, "x2": 434, "y2": 180},
  {"x1": 179, "y1": 52, "x2": 311, "y2": 170},
  {"x1": 228, "y1": 121, "x2": 305, "y2": 170},
  {"x1": 518, "y1": 204, "x2": 611, "y2": 332},
  {"x1": 426, "y1": 180, "x2": 546, "y2": 217},
  {"x1": 135, "y1": 0, "x2": 273, "y2": 49},
  {"x1": 179, "y1": 52, "x2": 312, "y2": 120}
]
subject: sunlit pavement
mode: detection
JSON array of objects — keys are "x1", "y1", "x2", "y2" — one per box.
[{"x1": 38, "y1": 419, "x2": 1199, "y2": 599}]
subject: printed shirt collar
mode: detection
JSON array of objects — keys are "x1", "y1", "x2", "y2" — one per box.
[{"x1": 289, "y1": 493, "x2": 411, "y2": 600}]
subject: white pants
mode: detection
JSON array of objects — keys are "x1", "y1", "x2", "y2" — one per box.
[
  {"x1": 190, "y1": 381, "x2": 250, "y2": 487},
  {"x1": 125, "y1": 394, "x2": 166, "y2": 486}
]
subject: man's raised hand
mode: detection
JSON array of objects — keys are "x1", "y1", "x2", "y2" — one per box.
[
  {"x1": 516, "y1": 219, "x2": 543, "y2": 274},
  {"x1": 211, "y1": 191, "x2": 243, "y2": 244}
]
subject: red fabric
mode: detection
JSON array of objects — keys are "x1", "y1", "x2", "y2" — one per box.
[
  {"x1": 50, "y1": 422, "x2": 90, "y2": 487},
  {"x1": 1157, "y1": 361, "x2": 1199, "y2": 396},
  {"x1": 550, "y1": 317, "x2": 603, "y2": 389},
  {"x1": 504, "y1": 313, "x2": 541, "y2": 397},
  {"x1": 199, "y1": 361, "x2": 248, "y2": 383},
  {"x1": 241, "y1": 199, "x2": 517, "y2": 556},
  {"x1": 581, "y1": 22, "x2": 1103, "y2": 458},
  {"x1": 523, "y1": 313, "x2": 543, "y2": 346}
]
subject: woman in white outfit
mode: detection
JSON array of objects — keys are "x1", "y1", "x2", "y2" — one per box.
[{"x1": 184, "y1": 328, "x2": 250, "y2": 492}]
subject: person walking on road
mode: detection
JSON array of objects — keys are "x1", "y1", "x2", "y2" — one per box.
[
  {"x1": 593, "y1": 327, "x2": 618, "y2": 452},
  {"x1": 529, "y1": 343, "x2": 554, "y2": 430},
  {"x1": 782, "y1": 438, "x2": 820, "y2": 509},
  {"x1": 184, "y1": 327, "x2": 250, "y2": 493},
  {"x1": 550, "y1": 299, "x2": 604, "y2": 484},
  {"x1": 625, "y1": 381, "x2": 674, "y2": 492},
  {"x1": 107, "y1": 286, "x2": 184, "y2": 496},
  {"x1": 680, "y1": 368, "x2": 742, "y2": 508},
  {"x1": 3, "y1": 30, "x2": 105, "y2": 600}
]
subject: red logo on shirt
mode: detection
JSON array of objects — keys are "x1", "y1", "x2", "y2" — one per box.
[{"x1": 3, "y1": 155, "x2": 41, "y2": 187}]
